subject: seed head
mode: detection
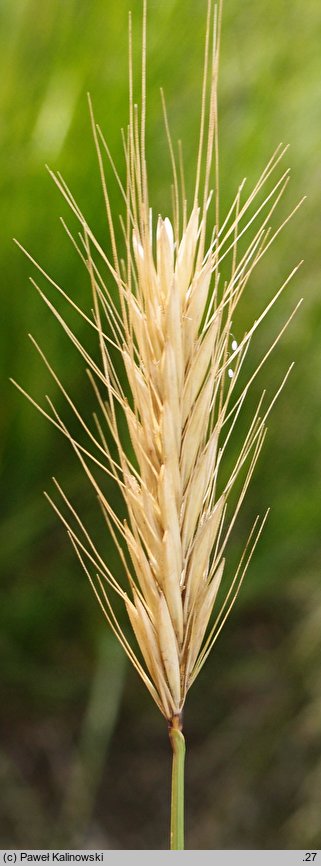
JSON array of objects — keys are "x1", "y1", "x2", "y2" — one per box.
[{"x1": 12, "y1": 0, "x2": 303, "y2": 722}]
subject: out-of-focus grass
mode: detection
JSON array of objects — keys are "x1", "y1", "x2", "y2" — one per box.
[{"x1": 1, "y1": 0, "x2": 320, "y2": 849}]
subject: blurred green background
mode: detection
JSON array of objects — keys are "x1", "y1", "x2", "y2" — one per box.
[{"x1": 1, "y1": 0, "x2": 320, "y2": 850}]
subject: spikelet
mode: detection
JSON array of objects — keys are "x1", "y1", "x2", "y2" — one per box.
[{"x1": 12, "y1": 0, "x2": 303, "y2": 723}]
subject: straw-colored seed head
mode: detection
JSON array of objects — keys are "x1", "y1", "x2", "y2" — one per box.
[{"x1": 14, "y1": 0, "x2": 302, "y2": 723}]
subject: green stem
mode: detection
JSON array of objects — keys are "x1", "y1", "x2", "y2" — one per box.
[{"x1": 169, "y1": 715, "x2": 186, "y2": 850}]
